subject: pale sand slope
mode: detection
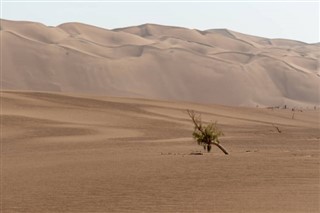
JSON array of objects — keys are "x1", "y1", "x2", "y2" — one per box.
[
  {"x1": 1, "y1": 19, "x2": 319, "y2": 107},
  {"x1": 2, "y1": 91, "x2": 319, "y2": 212}
]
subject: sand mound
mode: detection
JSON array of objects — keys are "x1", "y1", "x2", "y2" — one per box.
[{"x1": 1, "y1": 19, "x2": 319, "y2": 107}]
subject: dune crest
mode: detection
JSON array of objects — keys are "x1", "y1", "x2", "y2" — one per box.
[{"x1": 1, "y1": 19, "x2": 319, "y2": 107}]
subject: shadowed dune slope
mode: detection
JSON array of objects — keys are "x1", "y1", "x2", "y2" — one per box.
[{"x1": 1, "y1": 19, "x2": 319, "y2": 107}]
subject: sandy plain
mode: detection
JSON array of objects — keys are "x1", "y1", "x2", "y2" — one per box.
[{"x1": 1, "y1": 91, "x2": 319, "y2": 212}]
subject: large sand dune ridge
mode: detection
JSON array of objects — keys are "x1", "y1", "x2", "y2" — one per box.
[{"x1": 1, "y1": 19, "x2": 319, "y2": 107}]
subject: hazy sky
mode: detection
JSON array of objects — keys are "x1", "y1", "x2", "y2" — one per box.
[{"x1": 1, "y1": 1, "x2": 319, "y2": 43}]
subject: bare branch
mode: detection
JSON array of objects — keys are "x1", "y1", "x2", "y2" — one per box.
[
  {"x1": 272, "y1": 124, "x2": 282, "y2": 133},
  {"x1": 187, "y1": 110, "x2": 205, "y2": 134}
]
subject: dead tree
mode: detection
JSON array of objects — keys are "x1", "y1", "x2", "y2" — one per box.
[
  {"x1": 187, "y1": 110, "x2": 229, "y2": 155},
  {"x1": 272, "y1": 124, "x2": 282, "y2": 133}
]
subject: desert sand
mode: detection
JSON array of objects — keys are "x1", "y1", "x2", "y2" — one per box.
[
  {"x1": 1, "y1": 19, "x2": 319, "y2": 107},
  {"x1": 1, "y1": 91, "x2": 319, "y2": 212}
]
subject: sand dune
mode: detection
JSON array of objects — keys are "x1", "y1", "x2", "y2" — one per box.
[
  {"x1": 1, "y1": 19, "x2": 319, "y2": 107},
  {"x1": 2, "y1": 91, "x2": 319, "y2": 212},
  {"x1": 2, "y1": 19, "x2": 319, "y2": 213}
]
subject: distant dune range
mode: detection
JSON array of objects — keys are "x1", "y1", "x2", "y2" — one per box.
[{"x1": 1, "y1": 19, "x2": 319, "y2": 107}]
